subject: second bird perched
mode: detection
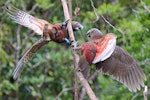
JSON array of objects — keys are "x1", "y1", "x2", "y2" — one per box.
[
  {"x1": 5, "y1": 6, "x2": 84, "y2": 80},
  {"x1": 77, "y1": 28, "x2": 146, "y2": 92}
]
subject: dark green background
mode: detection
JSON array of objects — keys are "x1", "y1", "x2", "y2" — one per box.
[{"x1": 0, "y1": 0, "x2": 150, "y2": 100}]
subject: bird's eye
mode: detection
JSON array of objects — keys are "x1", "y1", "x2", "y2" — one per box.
[{"x1": 87, "y1": 34, "x2": 90, "y2": 38}]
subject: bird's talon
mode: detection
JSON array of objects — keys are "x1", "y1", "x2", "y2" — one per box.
[{"x1": 71, "y1": 41, "x2": 78, "y2": 48}]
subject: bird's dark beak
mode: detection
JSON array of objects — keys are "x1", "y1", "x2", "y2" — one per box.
[{"x1": 61, "y1": 19, "x2": 70, "y2": 28}]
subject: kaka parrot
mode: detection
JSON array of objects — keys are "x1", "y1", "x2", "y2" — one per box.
[
  {"x1": 78, "y1": 28, "x2": 146, "y2": 92},
  {"x1": 6, "y1": 6, "x2": 83, "y2": 80}
]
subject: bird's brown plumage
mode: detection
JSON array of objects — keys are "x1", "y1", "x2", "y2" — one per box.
[
  {"x1": 78, "y1": 28, "x2": 146, "y2": 92},
  {"x1": 5, "y1": 6, "x2": 84, "y2": 36},
  {"x1": 13, "y1": 38, "x2": 49, "y2": 79},
  {"x1": 96, "y1": 46, "x2": 146, "y2": 92},
  {"x1": 5, "y1": 6, "x2": 84, "y2": 80}
]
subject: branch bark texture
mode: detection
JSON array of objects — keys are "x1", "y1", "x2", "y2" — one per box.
[{"x1": 61, "y1": 0, "x2": 98, "y2": 100}]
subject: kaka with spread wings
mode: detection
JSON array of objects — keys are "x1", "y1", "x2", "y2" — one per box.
[
  {"x1": 6, "y1": 6, "x2": 84, "y2": 80},
  {"x1": 78, "y1": 28, "x2": 146, "y2": 92}
]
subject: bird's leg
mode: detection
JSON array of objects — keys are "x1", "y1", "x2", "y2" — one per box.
[{"x1": 63, "y1": 38, "x2": 71, "y2": 45}]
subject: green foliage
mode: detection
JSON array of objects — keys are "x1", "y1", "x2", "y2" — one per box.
[
  {"x1": 35, "y1": 0, "x2": 54, "y2": 10},
  {"x1": 0, "y1": 0, "x2": 150, "y2": 100}
]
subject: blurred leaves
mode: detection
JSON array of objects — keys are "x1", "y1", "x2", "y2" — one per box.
[
  {"x1": 35, "y1": 0, "x2": 54, "y2": 10},
  {"x1": 0, "y1": 0, "x2": 150, "y2": 100}
]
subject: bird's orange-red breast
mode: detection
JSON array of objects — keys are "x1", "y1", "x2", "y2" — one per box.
[{"x1": 81, "y1": 33, "x2": 117, "y2": 64}]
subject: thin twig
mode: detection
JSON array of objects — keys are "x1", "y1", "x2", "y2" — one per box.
[
  {"x1": 28, "y1": 3, "x2": 39, "y2": 14},
  {"x1": 79, "y1": 88, "x2": 86, "y2": 100},
  {"x1": 140, "y1": 0, "x2": 150, "y2": 13},
  {"x1": 77, "y1": 72, "x2": 98, "y2": 100},
  {"x1": 20, "y1": 0, "x2": 26, "y2": 11},
  {"x1": 100, "y1": 15, "x2": 125, "y2": 35},
  {"x1": 27, "y1": 61, "x2": 42, "y2": 72},
  {"x1": 21, "y1": 32, "x2": 35, "y2": 49},
  {"x1": 61, "y1": 0, "x2": 98, "y2": 100},
  {"x1": 89, "y1": 0, "x2": 99, "y2": 23},
  {"x1": 16, "y1": 25, "x2": 21, "y2": 63},
  {"x1": 55, "y1": 87, "x2": 74, "y2": 100},
  {"x1": 89, "y1": 0, "x2": 125, "y2": 35},
  {"x1": 38, "y1": 61, "x2": 49, "y2": 100},
  {"x1": 89, "y1": 70, "x2": 100, "y2": 81}
]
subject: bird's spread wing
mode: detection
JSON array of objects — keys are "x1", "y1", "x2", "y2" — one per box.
[
  {"x1": 96, "y1": 46, "x2": 146, "y2": 92},
  {"x1": 92, "y1": 33, "x2": 117, "y2": 64},
  {"x1": 13, "y1": 38, "x2": 49, "y2": 80},
  {"x1": 6, "y1": 6, "x2": 53, "y2": 35}
]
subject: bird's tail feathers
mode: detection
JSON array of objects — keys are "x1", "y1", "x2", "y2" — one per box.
[{"x1": 13, "y1": 59, "x2": 25, "y2": 80}]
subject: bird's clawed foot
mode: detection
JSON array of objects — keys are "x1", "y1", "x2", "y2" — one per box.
[{"x1": 71, "y1": 41, "x2": 79, "y2": 48}]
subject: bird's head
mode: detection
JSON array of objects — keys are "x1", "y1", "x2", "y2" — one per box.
[
  {"x1": 71, "y1": 21, "x2": 84, "y2": 31},
  {"x1": 86, "y1": 28, "x2": 103, "y2": 40},
  {"x1": 60, "y1": 19, "x2": 84, "y2": 31}
]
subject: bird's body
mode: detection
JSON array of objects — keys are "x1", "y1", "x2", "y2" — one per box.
[
  {"x1": 81, "y1": 33, "x2": 117, "y2": 64},
  {"x1": 78, "y1": 28, "x2": 146, "y2": 92},
  {"x1": 6, "y1": 6, "x2": 83, "y2": 80}
]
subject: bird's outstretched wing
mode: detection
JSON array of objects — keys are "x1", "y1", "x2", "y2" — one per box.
[
  {"x1": 6, "y1": 6, "x2": 53, "y2": 35},
  {"x1": 92, "y1": 33, "x2": 116, "y2": 64},
  {"x1": 96, "y1": 46, "x2": 146, "y2": 92},
  {"x1": 13, "y1": 38, "x2": 49, "y2": 80}
]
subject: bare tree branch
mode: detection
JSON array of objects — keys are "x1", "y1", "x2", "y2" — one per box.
[
  {"x1": 16, "y1": 25, "x2": 21, "y2": 64},
  {"x1": 61, "y1": 0, "x2": 98, "y2": 100},
  {"x1": 55, "y1": 87, "x2": 74, "y2": 100},
  {"x1": 68, "y1": 1, "x2": 79, "y2": 99},
  {"x1": 79, "y1": 88, "x2": 86, "y2": 100},
  {"x1": 79, "y1": 70, "x2": 100, "y2": 100},
  {"x1": 28, "y1": 3, "x2": 39, "y2": 14},
  {"x1": 143, "y1": 86, "x2": 148, "y2": 100},
  {"x1": 68, "y1": 0, "x2": 72, "y2": 19},
  {"x1": 100, "y1": 15, "x2": 125, "y2": 35},
  {"x1": 61, "y1": 0, "x2": 78, "y2": 99}
]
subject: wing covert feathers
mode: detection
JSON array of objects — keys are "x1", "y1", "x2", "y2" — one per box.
[
  {"x1": 96, "y1": 46, "x2": 146, "y2": 92},
  {"x1": 13, "y1": 38, "x2": 49, "y2": 80}
]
